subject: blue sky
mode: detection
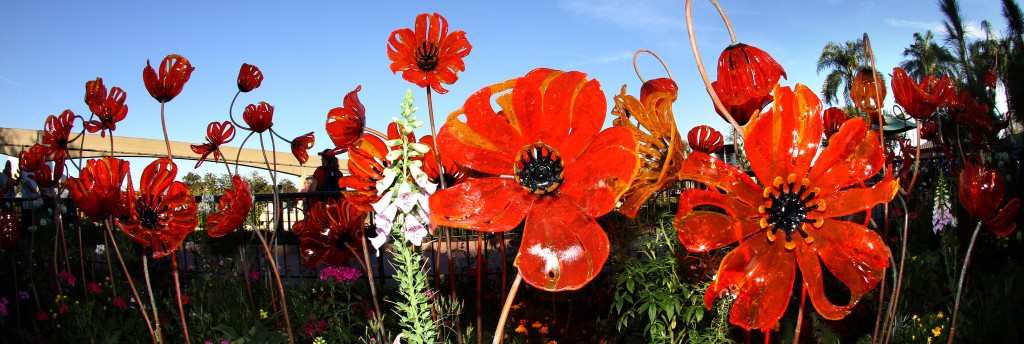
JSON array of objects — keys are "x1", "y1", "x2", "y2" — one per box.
[{"x1": 0, "y1": 0, "x2": 1009, "y2": 186}]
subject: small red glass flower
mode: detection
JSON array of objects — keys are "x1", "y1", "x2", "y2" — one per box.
[
  {"x1": 675, "y1": 84, "x2": 897, "y2": 331},
  {"x1": 431, "y1": 69, "x2": 639, "y2": 291},
  {"x1": 711, "y1": 43, "x2": 787, "y2": 125},
  {"x1": 387, "y1": 12, "x2": 472, "y2": 94},
  {"x1": 83, "y1": 78, "x2": 129, "y2": 137},
  {"x1": 958, "y1": 162, "x2": 1020, "y2": 236},
  {"x1": 822, "y1": 107, "x2": 851, "y2": 139},
  {"x1": 190, "y1": 121, "x2": 236, "y2": 168},
  {"x1": 84, "y1": 77, "x2": 107, "y2": 115},
  {"x1": 19, "y1": 144, "x2": 63, "y2": 189},
  {"x1": 291, "y1": 132, "x2": 315, "y2": 166},
  {"x1": 42, "y1": 109, "x2": 77, "y2": 163},
  {"x1": 420, "y1": 135, "x2": 466, "y2": 187},
  {"x1": 237, "y1": 63, "x2": 264, "y2": 93},
  {"x1": 612, "y1": 78, "x2": 685, "y2": 218},
  {"x1": 143, "y1": 54, "x2": 195, "y2": 103},
  {"x1": 116, "y1": 158, "x2": 198, "y2": 258},
  {"x1": 687, "y1": 125, "x2": 724, "y2": 154},
  {"x1": 298, "y1": 197, "x2": 367, "y2": 267},
  {"x1": 243, "y1": 102, "x2": 274, "y2": 133},
  {"x1": 850, "y1": 68, "x2": 887, "y2": 116},
  {"x1": 325, "y1": 86, "x2": 365, "y2": 153},
  {"x1": 891, "y1": 67, "x2": 954, "y2": 119},
  {"x1": 206, "y1": 175, "x2": 253, "y2": 238},
  {"x1": 66, "y1": 157, "x2": 130, "y2": 220}
]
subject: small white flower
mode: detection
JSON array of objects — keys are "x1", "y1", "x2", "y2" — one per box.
[
  {"x1": 376, "y1": 169, "x2": 398, "y2": 196},
  {"x1": 393, "y1": 182, "x2": 418, "y2": 213},
  {"x1": 385, "y1": 149, "x2": 404, "y2": 162},
  {"x1": 409, "y1": 165, "x2": 436, "y2": 194},
  {"x1": 39, "y1": 218, "x2": 49, "y2": 227},
  {"x1": 404, "y1": 214, "x2": 427, "y2": 246},
  {"x1": 95, "y1": 245, "x2": 106, "y2": 255},
  {"x1": 409, "y1": 142, "x2": 431, "y2": 154}
]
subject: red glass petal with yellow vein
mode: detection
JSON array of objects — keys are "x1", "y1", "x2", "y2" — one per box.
[
  {"x1": 420, "y1": 135, "x2": 466, "y2": 186},
  {"x1": 325, "y1": 86, "x2": 366, "y2": 154},
  {"x1": 143, "y1": 54, "x2": 194, "y2": 103},
  {"x1": 298, "y1": 197, "x2": 366, "y2": 268},
  {"x1": 387, "y1": 12, "x2": 472, "y2": 94},
  {"x1": 291, "y1": 132, "x2": 315, "y2": 165},
  {"x1": 891, "y1": 67, "x2": 954, "y2": 119},
  {"x1": 431, "y1": 68, "x2": 638, "y2": 291},
  {"x1": 237, "y1": 63, "x2": 264, "y2": 93},
  {"x1": 42, "y1": 109, "x2": 76, "y2": 163},
  {"x1": 711, "y1": 43, "x2": 787, "y2": 125},
  {"x1": 116, "y1": 158, "x2": 197, "y2": 259},
  {"x1": 675, "y1": 84, "x2": 894, "y2": 331},
  {"x1": 67, "y1": 157, "x2": 130, "y2": 220},
  {"x1": 190, "y1": 121, "x2": 236, "y2": 168},
  {"x1": 243, "y1": 102, "x2": 274, "y2": 133},
  {"x1": 206, "y1": 175, "x2": 253, "y2": 238},
  {"x1": 339, "y1": 133, "x2": 390, "y2": 211}
]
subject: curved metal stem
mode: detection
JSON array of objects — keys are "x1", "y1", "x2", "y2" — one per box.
[
  {"x1": 632, "y1": 49, "x2": 674, "y2": 83},
  {"x1": 685, "y1": 0, "x2": 744, "y2": 134},
  {"x1": 947, "y1": 221, "x2": 985, "y2": 344}
]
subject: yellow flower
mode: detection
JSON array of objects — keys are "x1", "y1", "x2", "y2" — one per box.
[
  {"x1": 932, "y1": 326, "x2": 942, "y2": 337},
  {"x1": 936, "y1": 311, "x2": 944, "y2": 319},
  {"x1": 259, "y1": 309, "x2": 268, "y2": 319}
]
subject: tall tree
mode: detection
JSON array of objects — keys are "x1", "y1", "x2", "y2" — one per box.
[
  {"x1": 941, "y1": 0, "x2": 977, "y2": 90},
  {"x1": 817, "y1": 39, "x2": 866, "y2": 106},
  {"x1": 900, "y1": 30, "x2": 958, "y2": 79},
  {"x1": 1003, "y1": 0, "x2": 1024, "y2": 125}
]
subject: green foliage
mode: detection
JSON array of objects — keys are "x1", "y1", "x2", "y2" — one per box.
[{"x1": 212, "y1": 317, "x2": 288, "y2": 344}]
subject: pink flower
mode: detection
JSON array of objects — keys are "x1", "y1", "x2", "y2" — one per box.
[
  {"x1": 58, "y1": 270, "x2": 76, "y2": 286},
  {"x1": 249, "y1": 270, "x2": 260, "y2": 281},
  {"x1": 112, "y1": 297, "x2": 128, "y2": 310},
  {"x1": 87, "y1": 282, "x2": 102, "y2": 295}
]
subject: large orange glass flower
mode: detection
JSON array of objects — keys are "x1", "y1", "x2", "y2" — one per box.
[
  {"x1": 612, "y1": 77, "x2": 686, "y2": 218},
  {"x1": 19, "y1": 144, "x2": 63, "y2": 189},
  {"x1": 387, "y1": 12, "x2": 472, "y2": 94},
  {"x1": 190, "y1": 121, "x2": 236, "y2": 168},
  {"x1": 674, "y1": 84, "x2": 897, "y2": 331},
  {"x1": 891, "y1": 67, "x2": 953, "y2": 119},
  {"x1": 325, "y1": 86, "x2": 365, "y2": 153},
  {"x1": 958, "y1": 162, "x2": 1020, "y2": 236},
  {"x1": 66, "y1": 157, "x2": 130, "y2": 220},
  {"x1": 243, "y1": 102, "x2": 274, "y2": 133},
  {"x1": 237, "y1": 63, "x2": 264, "y2": 93},
  {"x1": 116, "y1": 158, "x2": 198, "y2": 259},
  {"x1": 298, "y1": 197, "x2": 367, "y2": 268},
  {"x1": 420, "y1": 135, "x2": 466, "y2": 187},
  {"x1": 42, "y1": 110, "x2": 77, "y2": 163},
  {"x1": 431, "y1": 69, "x2": 638, "y2": 291},
  {"x1": 83, "y1": 78, "x2": 129, "y2": 137},
  {"x1": 206, "y1": 175, "x2": 253, "y2": 238},
  {"x1": 711, "y1": 44, "x2": 787, "y2": 125},
  {"x1": 143, "y1": 54, "x2": 194, "y2": 103},
  {"x1": 291, "y1": 132, "x2": 315, "y2": 165}
]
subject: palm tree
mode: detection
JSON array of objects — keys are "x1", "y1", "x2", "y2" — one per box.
[
  {"x1": 899, "y1": 31, "x2": 958, "y2": 79},
  {"x1": 1003, "y1": 0, "x2": 1024, "y2": 125},
  {"x1": 817, "y1": 39, "x2": 866, "y2": 106}
]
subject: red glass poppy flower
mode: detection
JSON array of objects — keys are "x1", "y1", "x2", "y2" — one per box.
[
  {"x1": 431, "y1": 69, "x2": 639, "y2": 291},
  {"x1": 675, "y1": 84, "x2": 897, "y2": 331},
  {"x1": 891, "y1": 67, "x2": 954, "y2": 119},
  {"x1": 984, "y1": 69, "x2": 998, "y2": 89},
  {"x1": 243, "y1": 102, "x2": 274, "y2": 133},
  {"x1": 687, "y1": 125, "x2": 724, "y2": 154},
  {"x1": 298, "y1": 197, "x2": 367, "y2": 267},
  {"x1": 611, "y1": 78, "x2": 685, "y2": 218},
  {"x1": 206, "y1": 175, "x2": 253, "y2": 238},
  {"x1": 850, "y1": 68, "x2": 887, "y2": 116},
  {"x1": 711, "y1": 43, "x2": 787, "y2": 125},
  {"x1": 83, "y1": 78, "x2": 129, "y2": 137},
  {"x1": 143, "y1": 54, "x2": 195, "y2": 103},
  {"x1": 0, "y1": 210, "x2": 19, "y2": 251},
  {"x1": 325, "y1": 86, "x2": 365, "y2": 153},
  {"x1": 339, "y1": 133, "x2": 391, "y2": 211},
  {"x1": 116, "y1": 158, "x2": 198, "y2": 259},
  {"x1": 958, "y1": 162, "x2": 1019, "y2": 236},
  {"x1": 237, "y1": 63, "x2": 264, "y2": 93},
  {"x1": 190, "y1": 121, "x2": 236, "y2": 168},
  {"x1": 291, "y1": 132, "x2": 315, "y2": 165},
  {"x1": 387, "y1": 12, "x2": 472, "y2": 94},
  {"x1": 42, "y1": 109, "x2": 77, "y2": 163},
  {"x1": 19, "y1": 144, "x2": 63, "y2": 189},
  {"x1": 66, "y1": 157, "x2": 130, "y2": 220},
  {"x1": 822, "y1": 107, "x2": 850, "y2": 139},
  {"x1": 420, "y1": 135, "x2": 466, "y2": 187}
]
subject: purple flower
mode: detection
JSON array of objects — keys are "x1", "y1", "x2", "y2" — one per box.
[
  {"x1": 18, "y1": 291, "x2": 28, "y2": 300},
  {"x1": 1, "y1": 297, "x2": 9, "y2": 316}
]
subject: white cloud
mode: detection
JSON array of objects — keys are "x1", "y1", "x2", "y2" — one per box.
[
  {"x1": 558, "y1": 0, "x2": 684, "y2": 34},
  {"x1": 886, "y1": 18, "x2": 994, "y2": 39}
]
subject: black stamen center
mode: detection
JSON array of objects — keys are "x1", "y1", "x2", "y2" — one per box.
[
  {"x1": 765, "y1": 182, "x2": 818, "y2": 241},
  {"x1": 515, "y1": 143, "x2": 564, "y2": 195},
  {"x1": 138, "y1": 200, "x2": 165, "y2": 230},
  {"x1": 334, "y1": 233, "x2": 354, "y2": 252},
  {"x1": 416, "y1": 42, "x2": 440, "y2": 71}
]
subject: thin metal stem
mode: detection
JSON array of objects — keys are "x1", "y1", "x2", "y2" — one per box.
[
  {"x1": 142, "y1": 254, "x2": 162, "y2": 343},
  {"x1": 794, "y1": 286, "x2": 806, "y2": 344},
  {"x1": 160, "y1": 103, "x2": 172, "y2": 159},
  {"x1": 685, "y1": 0, "x2": 744, "y2": 134},
  {"x1": 172, "y1": 252, "x2": 191, "y2": 344},
  {"x1": 947, "y1": 221, "x2": 985, "y2": 344},
  {"x1": 104, "y1": 221, "x2": 157, "y2": 343},
  {"x1": 254, "y1": 229, "x2": 295, "y2": 344},
  {"x1": 492, "y1": 273, "x2": 523, "y2": 344},
  {"x1": 632, "y1": 49, "x2": 675, "y2": 84}
]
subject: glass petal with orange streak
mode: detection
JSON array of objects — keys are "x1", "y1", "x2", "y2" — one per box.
[
  {"x1": 291, "y1": 132, "x2": 315, "y2": 165},
  {"x1": 143, "y1": 54, "x2": 194, "y2": 103},
  {"x1": 958, "y1": 162, "x2": 1019, "y2": 236},
  {"x1": 19, "y1": 144, "x2": 63, "y2": 189},
  {"x1": 674, "y1": 84, "x2": 897, "y2": 331},
  {"x1": 190, "y1": 121, "x2": 236, "y2": 168},
  {"x1": 711, "y1": 44, "x2": 787, "y2": 125},
  {"x1": 687, "y1": 125, "x2": 724, "y2": 154},
  {"x1": 116, "y1": 158, "x2": 198, "y2": 259},
  {"x1": 206, "y1": 175, "x2": 253, "y2": 238},
  {"x1": 430, "y1": 68, "x2": 639, "y2": 291},
  {"x1": 325, "y1": 86, "x2": 366, "y2": 154},
  {"x1": 891, "y1": 67, "x2": 954, "y2": 119},
  {"x1": 237, "y1": 63, "x2": 264, "y2": 93},
  {"x1": 298, "y1": 197, "x2": 367, "y2": 268},
  {"x1": 387, "y1": 12, "x2": 472, "y2": 94},
  {"x1": 611, "y1": 78, "x2": 685, "y2": 218},
  {"x1": 42, "y1": 109, "x2": 77, "y2": 163},
  {"x1": 67, "y1": 157, "x2": 130, "y2": 220},
  {"x1": 822, "y1": 107, "x2": 851, "y2": 139},
  {"x1": 83, "y1": 78, "x2": 128, "y2": 137},
  {"x1": 850, "y1": 68, "x2": 887, "y2": 117},
  {"x1": 339, "y1": 123, "x2": 413, "y2": 211},
  {"x1": 420, "y1": 135, "x2": 466, "y2": 186},
  {"x1": 243, "y1": 102, "x2": 274, "y2": 133}
]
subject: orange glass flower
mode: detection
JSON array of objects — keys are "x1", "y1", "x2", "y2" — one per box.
[
  {"x1": 190, "y1": 121, "x2": 236, "y2": 168},
  {"x1": 387, "y1": 12, "x2": 472, "y2": 94},
  {"x1": 891, "y1": 67, "x2": 954, "y2": 119},
  {"x1": 206, "y1": 175, "x2": 253, "y2": 238},
  {"x1": 143, "y1": 54, "x2": 194, "y2": 103},
  {"x1": 291, "y1": 132, "x2": 315, "y2": 165},
  {"x1": 822, "y1": 107, "x2": 850, "y2": 139},
  {"x1": 431, "y1": 69, "x2": 639, "y2": 291},
  {"x1": 243, "y1": 102, "x2": 274, "y2": 133},
  {"x1": 19, "y1": 144, "x2": 63, "y2": 189},
  {"x1": 958, "y1": 162, "x2": 1020, "y2": 236},
  {"x1": 850, "y1": 68, "x2": 887, "y2": 116},
  {"x1": 420, "y1": 135, "x2": 466, "y2": 187},
  {"x1": 66, "y1": 157, "x2": 130, "y2": 220},
  {"x1": 298, "y1": 197, "x2": 367, "y2": 267},
  {"x1": 237, "y1": 63, "x2": 264, "y2": 93},
  {"x1": 612, "y1": 78, "x2": 685, "y2": 218},
  {"x1": 711, "y1": 44, "x2": 787, "y2": 125},
  {"x1": 687, "y1": 125, "x2": 724, "y2": 154},
  {"x1": 116, "y1": 158, "x2": 198, "y2": 259},
  {"x1": 674, "y1": 84, "x2": 897, "y2": 331},
  {"x1": 83, "y1": 78, "x2": 129, "y2": 137},
  {"x1": 42, "y1": 109, "x2": 77, "y2": 163},
  {"x1": 325, "y1": 86, "x2": 365, "y2": 153},
  {"x1": 949, "y1": 90, "x2": 994, "y2": 145},
  {"x1": 339, "y1": 133, "x2": 392, "y2": 211}
]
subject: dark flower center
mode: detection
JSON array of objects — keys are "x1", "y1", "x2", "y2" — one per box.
[
  {"x1": 416, "y1": 42, "x2": 440, "y2": 71},
  {"x1": 334, "y1": 233, "x2": 355, "y2": 251},
  {"x1": 762, "y1": 176, "x2": 822, "y2": 249},
  {"x1": 138, "y1": 202, "x2": 165, "y2": 230},
  {"x1": 514, "y1": 143, "x2": 564, "y2": 195}
]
